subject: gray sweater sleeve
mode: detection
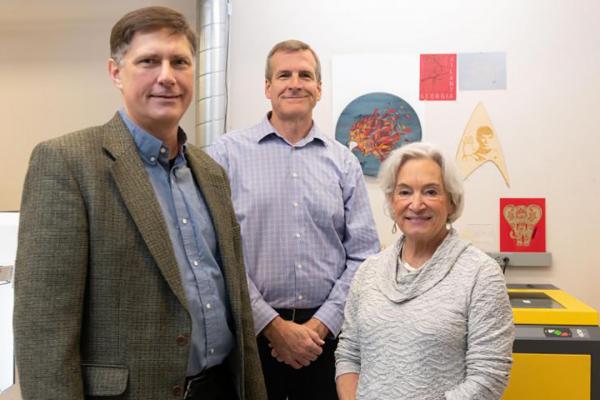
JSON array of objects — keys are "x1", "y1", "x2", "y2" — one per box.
[
  {"x1": 334, "y1": 259, "x2": 366, "y2": 378},
  {"x1": 444, "y1": 260, "x2": 514, "y2": 400}
]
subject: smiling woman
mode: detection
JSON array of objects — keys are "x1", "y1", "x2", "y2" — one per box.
[
  {"x1": 392, "y1": 157, "x2": 454, "y2": 263},
  {"x1": 335, "y1": 142, "x2": 514, "y2": 400}
]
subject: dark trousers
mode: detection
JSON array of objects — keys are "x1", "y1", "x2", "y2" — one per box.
[
  {"x1": 185, "y1": 363, "x2": 238, "y2": 400},
  {"x1": 258, "y1": 308, "x2": 339, "y2": 400}
]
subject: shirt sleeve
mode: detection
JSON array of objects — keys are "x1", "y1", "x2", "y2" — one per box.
[
  {"x1": 313, "y1": 155, "x2": 380, "y2": 336},
  {"x1": 246, "y1": 274, "x2": 279, "y2": 335},
  {"x1": 205, "y1": 138, "x2": 279, "y2": 335},
  {"x1": 204, "y1": 140, "x2": 230, "y2": 172},
  {"x1": 445, "y1": 261, "x2": 515, "y2": 400}
]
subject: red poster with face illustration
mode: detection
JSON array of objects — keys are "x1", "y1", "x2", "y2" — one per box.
[
  {"x1": 419, "y1": 54, "x2": 456, "y2": 101},
  {"x1": 500, "y1": 198, "x2": 546, "y2": 252}
]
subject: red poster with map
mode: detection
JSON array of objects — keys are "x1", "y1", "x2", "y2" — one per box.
[
  {"x1": 420, "y1": 54, "x2": 456, "y2": 101},
  {"x1": 500, "y1": 198, "x2": 546, "y2": 252}
]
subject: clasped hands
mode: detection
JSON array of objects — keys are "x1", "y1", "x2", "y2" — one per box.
[{"x1": 263, "y1": 316, "x2": 329, "y2": 369}]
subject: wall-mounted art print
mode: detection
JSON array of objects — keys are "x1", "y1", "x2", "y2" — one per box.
[
  {"x1": 332, "y1": 54, "x2": 424, "y2": 163},
  {"x1": 456, "y1": 102, "x2": 510, "y2": 186},
  {"x1": 420, "y1": 54, "x2": 457, "y2": 101},
  {"x1": 458, "y1": 52, "x2": 507, "y2": 91},
  {"x1": 500, "y1": 198, "x2": 546, "y2": 252},
  {"x1": 336, "y1": 92, "x2": 422, "y2": 176}
]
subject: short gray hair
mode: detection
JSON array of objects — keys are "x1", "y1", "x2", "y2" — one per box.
[
  {"x1": 378, "y1": 142, "x2": 464, "y2": 223},
  {"x1": 265, "y1": 39, "x2": 321, "y2": 82}
]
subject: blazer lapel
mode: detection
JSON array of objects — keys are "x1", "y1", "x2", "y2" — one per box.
[{"x1": 102, "y1": 114, "x2": 189, "y2": 311}]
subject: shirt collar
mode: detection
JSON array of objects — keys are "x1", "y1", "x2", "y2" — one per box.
[
  {"x1": 255, "y1": 112, "x2": 327, "y2": 147},
  {"x1": 118, "y1": 109, "x2": 187, "y2": 167}
]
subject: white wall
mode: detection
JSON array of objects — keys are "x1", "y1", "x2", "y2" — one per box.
[
  {"x1": 2, "y1": 1, "x2": 599, "y2": 313},
  {"x1": 0, "y1": 0, "x2": 196, "y2": 211},
  {"x1": 226, "y1": 0, "x2": 600, "y2": 311}
]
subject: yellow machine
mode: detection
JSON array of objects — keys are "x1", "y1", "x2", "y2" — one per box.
[{"x1": 503, "y1": 284, "x2": 600, "y2": 400}]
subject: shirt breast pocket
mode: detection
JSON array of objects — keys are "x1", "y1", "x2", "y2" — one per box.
[{"x1": 306, "y1": 174, "x2": 344, "y2": 228}]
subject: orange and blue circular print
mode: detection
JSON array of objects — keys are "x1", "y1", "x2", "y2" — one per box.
[{"x1": 335, "y1": 92, "x2": 422, "y2": 176}]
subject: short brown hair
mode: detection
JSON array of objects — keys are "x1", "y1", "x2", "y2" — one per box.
[
  {"x1": 110, "y1": 6, "x2": 197, "y2": 63},
  {"x1": 265, "y1": 39, "x2": 321, "y2": 82}
]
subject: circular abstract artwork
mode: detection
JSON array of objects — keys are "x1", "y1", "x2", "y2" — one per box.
[{"x1": 335, "y1": 92, "x2": 422, "y2": 176}]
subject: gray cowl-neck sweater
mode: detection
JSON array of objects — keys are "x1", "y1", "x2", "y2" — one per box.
[{"x1": 335, "y1": 230, "x2": 514, "y2": 400}]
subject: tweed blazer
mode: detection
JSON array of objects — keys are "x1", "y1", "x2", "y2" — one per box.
[{"x1": 13, "y1": 114, "x2": 266, "y2": 400}]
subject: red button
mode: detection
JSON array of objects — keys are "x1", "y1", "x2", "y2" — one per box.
[{"x1": 176, "y1": 335, "x2": 188, "y2": 346}]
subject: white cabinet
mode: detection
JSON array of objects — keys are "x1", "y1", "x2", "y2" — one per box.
[{"x1": 0, "y1": 212, "x2": 19, "y2": 393}]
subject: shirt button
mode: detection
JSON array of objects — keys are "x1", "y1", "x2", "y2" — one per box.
[
  {"x1": 160, "y1": 147, "x2": 167, "y2": 154},
  {"x1": 292, "y1": 172, "x2": 298, "y2": 178},
  {"x1": 298, "y1": 295, "x2": 303, "y2": 300},
  {"x1": 297, "y1": 264, "x2": 302, "y2": 269},
  {"x1": 176, "y1": 335, "x2": 188, "y2": 346},
  {"x1": 209, "y1": 348, "x2": 215, "y2": 354},
  {"x1": 149, "y1": 156, "x2": 156, "y2": 163},
  {"x1": 293, "y1": 202, "x2": 298, "y2": 207},
  {"x1": 182, "y1": 218, "x2": 188, "y2": 224},
  {"x1": 295, "y1": 233, "x2": 301, "y2": 238},
  {"x1": 172, "y1": 385, "x2": 183, "y2": 397},
  {"x1": 206, "y1": 303, "x2": 212, "y2": 310},
  {"x1": 193, "y1": 260, "x2": 199, "y2": 267}
]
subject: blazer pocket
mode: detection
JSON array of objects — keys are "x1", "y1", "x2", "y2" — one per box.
[{"x1": 82, "y1": 364, "x2": 129, "y2": 396}]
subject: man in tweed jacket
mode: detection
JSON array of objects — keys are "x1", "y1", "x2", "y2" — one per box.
[{"x1": 13, "y1": 6, "x2": 265, "y2": 400}]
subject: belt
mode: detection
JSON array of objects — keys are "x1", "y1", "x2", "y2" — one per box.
[
  {"x1": 184, "y1": 363, "x2": 233, "y2": 400},
  {"x1": 274, "y1": 307, "x2": 319, "y2": 324}
]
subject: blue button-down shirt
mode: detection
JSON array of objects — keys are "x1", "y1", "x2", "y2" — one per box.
[
  {"x1": 120, "y1": 111, "x2": 234, "y2": 376},
  {"x1": 207, "y1": 115, "x2": 380, "y2": 336}
]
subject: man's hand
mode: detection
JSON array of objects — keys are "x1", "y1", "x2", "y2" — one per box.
[
  {"x1": 263, "y1": 316, "x2": 324, "y2": 369},
  {"x1": 304, "y1": 317, "x2": 330, "y2": 340}
]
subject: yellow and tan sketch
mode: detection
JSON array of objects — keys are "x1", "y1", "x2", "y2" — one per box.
[
  {"x1": 503, "y1": 204, "x2": 542, "y2": 246},
  {"x1": 456, "y1": 103, "x2": 509, "y2": 186}
]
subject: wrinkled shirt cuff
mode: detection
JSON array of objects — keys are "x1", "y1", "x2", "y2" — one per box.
[
  {"x1": 314, "y1": 302, "x2": 344, "y2": 338},
  {"x1": 252, "y1": 299, "x2": 279, "y2": 336}
]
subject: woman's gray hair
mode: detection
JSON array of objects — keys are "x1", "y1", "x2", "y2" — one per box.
[{"x1": 378, "y1": 142, "x2": 464, "y2": 223}]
